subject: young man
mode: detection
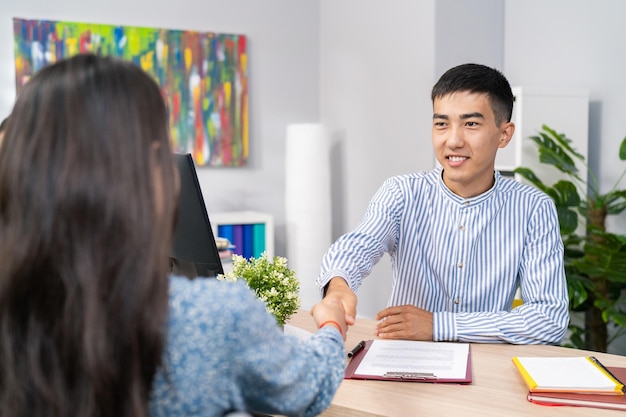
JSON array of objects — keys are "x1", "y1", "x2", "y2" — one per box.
[{"x1": 317, "y1": 63, "x2": 569, "y2": 345}]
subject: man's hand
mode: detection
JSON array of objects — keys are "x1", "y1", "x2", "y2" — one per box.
[
  {"x1": 375, "y1": 305, "x2": 433, "y2": 340},
  {"x1": 323, "y1": 277, "x2": 357, "y2": 326}
]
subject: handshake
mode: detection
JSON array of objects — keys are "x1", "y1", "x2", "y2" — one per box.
[{"x1": 310, "y1": 277, "x2": 357, "y2": 341}]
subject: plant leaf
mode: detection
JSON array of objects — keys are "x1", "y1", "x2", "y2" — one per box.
[
  {"x1": 546, "y1": 180, "x2": 581, "y2": 234},
  {"x1": 537, "y1": 146, "x2": 580, "y2": 178},
  {"x1": 542, "y1": 125, "x2": 585, "y2": 161},
  {"x1": 529, "y1": 128, "x2": 581, "y2": 178},
  {"x1": 567, "y1": 277, "x2": 589, "y2": 309},
  {"x1": 556, "y1": 207, "x2": 578, "y2": 235},
  {"x1": 610, "y1": 310, "x2": 626, "y2": 328},
  {"x1": 552, "y1": 180, "x2": 581, "y2": 206},
  {"x1": 604, "y1": 190, "x2": 626, "y2": 215},
  {"x1": 574, "y1": 232, "x2": 626, "y2": 283},
  {"x1": 619, "y1": 135, "x2": 626, "y2": 161},
  {"x1": 563, "y1": 325, "x2": 585, "y2": 349},
  {"x1": 512, "y1": 167, "x2": 547, "y2": 192}
]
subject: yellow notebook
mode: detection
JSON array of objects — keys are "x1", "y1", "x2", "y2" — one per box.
[{"x1": 512, "y1": 356, "x2": 625, "y2": 395}]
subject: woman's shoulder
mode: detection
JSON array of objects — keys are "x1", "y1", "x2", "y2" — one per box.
[
  {"x1": 168, "y1": 275, "x2": 263, "y2": 319},
  {"x1": 164, "y1": 275, "x2": 277, "y2": 359},
  {"x1": 152, "y1": 277, "x2": 272, "y2": 415}
]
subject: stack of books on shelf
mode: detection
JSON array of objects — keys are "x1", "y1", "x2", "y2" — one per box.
[
  {"x1": 512, "y1": 356, "x2": 626, "y2": 412},
  {"x1": 217, "y1": 223, "x2": 266, "y2": 260},
  {"x1": 215, "y1": 237, "x2": 235, "y2": 261}
]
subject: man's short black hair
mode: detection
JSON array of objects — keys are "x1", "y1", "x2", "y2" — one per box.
[{"x1": 431, "y1": 63, "x2": 514, "y2": 125}]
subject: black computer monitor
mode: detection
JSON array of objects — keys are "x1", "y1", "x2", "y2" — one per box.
[{"x1": 170, "y1": 153, "x2": 224, "y2": 278}]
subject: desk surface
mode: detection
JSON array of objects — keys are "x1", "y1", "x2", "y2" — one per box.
[{"x1": 287, "y1": 310, "x2": 626, "y2": 417}]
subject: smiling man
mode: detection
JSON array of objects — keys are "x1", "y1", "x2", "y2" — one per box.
[{"x1": 317, "y1": 63, "x2": 569, "y2": 345}]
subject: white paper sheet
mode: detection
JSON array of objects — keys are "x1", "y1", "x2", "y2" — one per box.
[
  {"x1": 283, "y1": 324, "x2": 313, "y2": 342},
  {"x1": 355, "y1": 340, "x2": 469, "y2": 379}
]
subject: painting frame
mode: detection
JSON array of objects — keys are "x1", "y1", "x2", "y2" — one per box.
[{"x1": 13, "y1": 17, "x2": 249, "y2": 167}]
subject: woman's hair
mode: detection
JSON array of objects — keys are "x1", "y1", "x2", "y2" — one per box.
[
  {"x1": 0, "y1": 116, "x2": 8, "y2": 133},
  {"x1": 0, "y1": 54, "x2": 178, "y2": 417}
]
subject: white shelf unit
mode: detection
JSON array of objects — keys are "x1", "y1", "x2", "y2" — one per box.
[{"x1": 209, "y1": 210, "x2": 275, "y2": 260}]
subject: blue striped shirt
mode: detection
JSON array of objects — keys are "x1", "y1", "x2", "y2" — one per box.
[{"x1": 318, "y1": 168, "x2": 569, "y2": 345}]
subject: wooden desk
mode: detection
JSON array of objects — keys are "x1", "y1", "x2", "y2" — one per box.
[{"x1": 287, "y1": 310, "x2": 626, "y2": 417}]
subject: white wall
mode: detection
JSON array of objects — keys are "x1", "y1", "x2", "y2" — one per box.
[
  {"x1": 319, "y1": 0, "x2": 436, "y2": 317},
  {"x1": 435, "y1": 0, "x2": 504, "y2": 74},
  {"x1": 0, "y1": 0, "x2": 321, "y2": 259}
]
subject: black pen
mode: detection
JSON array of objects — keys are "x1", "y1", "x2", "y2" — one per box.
[
  {"x1": 347, "y1": 340, "x2": 366, "y2": 358},
  {"x1": 589, "y1": 356, "x2": 626, "y2": 393}
]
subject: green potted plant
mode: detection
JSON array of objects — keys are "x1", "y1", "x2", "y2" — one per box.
[
  {"x1": 219, "y1": 252, "x2": 301, "y2": 327},
  {"x1": 514, "y1": 125, "x2": 626, "y2": 352}
]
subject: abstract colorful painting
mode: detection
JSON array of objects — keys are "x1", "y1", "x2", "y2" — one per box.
[{"x1": 13, "y1": 18, "x2": 248, "y2": 167}]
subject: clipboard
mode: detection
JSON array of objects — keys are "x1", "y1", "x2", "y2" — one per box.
[{"x1": 344, "y1": 340, "x2": 472, "y2": 384}]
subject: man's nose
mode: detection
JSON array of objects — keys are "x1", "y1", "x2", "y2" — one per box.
[{"x1": 446, "y1": 125, "x2": 465, "y2": 148}]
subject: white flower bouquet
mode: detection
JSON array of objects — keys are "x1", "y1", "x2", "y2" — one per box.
[{"x1": 219, "y1": 252, "x2": 301, "y2": 326}]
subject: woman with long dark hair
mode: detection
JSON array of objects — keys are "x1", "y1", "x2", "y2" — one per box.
[
  {"x1": 0, "y1": 54, "x2": 346, "y2": 417},
  {"x1": 0, "y1": 116, "x2": 8, "y2": 145}
]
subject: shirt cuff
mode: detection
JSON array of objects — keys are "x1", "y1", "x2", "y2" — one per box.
[
  {"x1": 317, "y1": 270, "x2": 351, "y2": 297},
  {"x1": 433, "y1": 311, "x2": 457, "y2": 342}
]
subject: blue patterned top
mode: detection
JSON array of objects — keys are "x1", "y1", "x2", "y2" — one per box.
[
  {"x1": 149, "y1": 276, "x2": 345, "y2": 417},
  {"x1": 318, "y1": 168, "x2": 569, "y2": 344}
]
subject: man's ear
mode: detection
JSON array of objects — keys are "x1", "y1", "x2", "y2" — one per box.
[{"x1": 498, "y1": 122, "x2": 515, "y2": 149}]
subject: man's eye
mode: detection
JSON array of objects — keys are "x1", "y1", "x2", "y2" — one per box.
[{"x1": 466, "y1": 121, "x2": 478, "y2": 127}]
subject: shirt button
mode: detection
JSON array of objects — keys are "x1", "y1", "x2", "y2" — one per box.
[
  {"x1": 457, "y1": 262, "x2": 463, "y2": 268},
  {"x1": 459, "y1": 225, "x2": 465, "y2": 231},
  {"x1": 454, "y1": 299, "x2": 460, "y2": 304},
  {"x1": 464, "y1": 201, "x2": 470, "y2": 206}
]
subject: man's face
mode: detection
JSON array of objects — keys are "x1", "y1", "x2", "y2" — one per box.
[{"x1": 432, "y1": 91, "x2": 514, "y2": 198}]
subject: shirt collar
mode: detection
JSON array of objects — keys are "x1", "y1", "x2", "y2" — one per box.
[{"x1": 435, "y1": 167, "x2": 500, "y2": 207}]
